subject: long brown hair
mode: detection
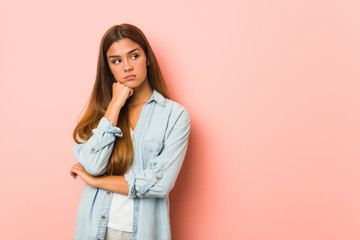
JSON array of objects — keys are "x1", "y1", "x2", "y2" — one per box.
[{"x1": 73, "y1": 23, "x2": 170, "y2": 176}]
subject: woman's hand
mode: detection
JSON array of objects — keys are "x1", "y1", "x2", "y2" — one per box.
[
  {"x1": 70, "y1": 163, "x2": 97, "y2": 187},
  {"x1": 112, "y1": 81, "x2": 133, "y2": 108},
  {"x1": 103, "y1": 82, "x2": 132, "y2": 127}
]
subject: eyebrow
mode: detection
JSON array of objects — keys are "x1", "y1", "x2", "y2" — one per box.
[{"x1": 108, "y1": 48, "x2": 140, "y2": 59}]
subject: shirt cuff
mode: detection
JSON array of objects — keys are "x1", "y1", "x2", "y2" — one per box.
[
  {"x1": 124, "y1": 171, "x2": 163, "y2": 198},
  {"x1": 124, "y1": 173, "x2": 136, "y2": 198},
  {"x1": 92, "y1": 117, "x2": 123, "y2": 137}
]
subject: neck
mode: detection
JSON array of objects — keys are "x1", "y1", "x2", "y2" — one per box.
[{"x1": 127, "y1": 78, "x2": 153, "y2": 106}]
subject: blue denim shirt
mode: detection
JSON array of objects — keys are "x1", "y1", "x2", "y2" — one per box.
[{"x1": 72, "y1": 89, "x2": 191, "y2": 240}]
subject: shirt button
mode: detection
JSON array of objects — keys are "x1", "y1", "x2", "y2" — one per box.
[
  {"x1": 90, "y1": 147, "x2": 95, "y2": 151},
  {"x1": 102, "y1": 215, "x2": 106, "y2": 219},
  {"x1": 107, "y1": 192, "x2": 111, "y2": 195},
  {"x1": 156, "y1": 176, "x2": 160, "y2": 179}
]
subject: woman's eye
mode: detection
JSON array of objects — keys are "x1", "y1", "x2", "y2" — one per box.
[
  {"x1": 112, "y1": 54, "x2": 138, "y2": 64},
  {"x1": 131, "y1": 54, "x2": 139, "y2": 60}
]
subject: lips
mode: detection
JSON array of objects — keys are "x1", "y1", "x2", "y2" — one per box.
[{"x1": 124, "y1": 74, "x2": 136, "y2": 80}]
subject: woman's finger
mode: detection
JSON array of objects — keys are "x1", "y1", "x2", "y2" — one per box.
[{"x1": 70, "y1": 168, "x2": 78, "y2": 179}]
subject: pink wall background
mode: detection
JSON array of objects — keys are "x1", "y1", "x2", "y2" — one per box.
[{"x1": 1, "y1": 0, "x2": 359, "y2": 239}]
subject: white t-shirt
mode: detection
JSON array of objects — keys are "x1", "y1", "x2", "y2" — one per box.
[{"x1": 107, "y1": 127, "x2": 134, "y2": 232}]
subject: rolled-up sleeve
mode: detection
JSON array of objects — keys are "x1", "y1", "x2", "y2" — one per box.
[
  {"x1": 72, "y1": 117, "x2": 123, "y2": 176},
  {"x1": 124, "y1": 109, "x2": 191, "y2": 198}
]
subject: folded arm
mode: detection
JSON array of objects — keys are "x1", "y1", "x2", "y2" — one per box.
[
  {"x1": 77, "y1": 108, "x2": 191, "y2": 198},
  {"x1": 72, "y1": 117, "x2": 123, "y2": 176}
]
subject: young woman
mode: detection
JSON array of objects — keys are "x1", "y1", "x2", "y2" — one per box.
[{"x1": 69, "y1": 23, "x2": 191, "y2": 240}]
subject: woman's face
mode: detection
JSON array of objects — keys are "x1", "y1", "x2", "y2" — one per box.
[{"x1": 106, "y1": 38, "x2": 149, "y2": 89}]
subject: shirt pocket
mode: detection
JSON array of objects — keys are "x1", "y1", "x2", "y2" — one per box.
[{"x1": 143, "y1": 140, "x2": 164, "y2": 167}]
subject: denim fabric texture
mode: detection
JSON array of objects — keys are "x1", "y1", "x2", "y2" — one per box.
[{"x1": 73, "y1": 89, "x2": 191, "y2": 240}]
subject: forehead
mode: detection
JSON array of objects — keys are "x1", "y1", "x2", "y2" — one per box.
[{"x1": 106, "y1": 38, "x2": 143, "y2": 56}]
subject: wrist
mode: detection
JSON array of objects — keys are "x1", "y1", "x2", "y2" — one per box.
[
  {"x1": 90, "y1": 175, "x2": 100, "y2": 188},
  {"x1": 110, "y1": 99, "x2": 124, "y2": 109}
]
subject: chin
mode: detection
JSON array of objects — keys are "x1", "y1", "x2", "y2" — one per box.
[
  {"x1": 125, "y1": 82, "x2": 142, "y2": 89},
  {"x1": 129, "y1": 78, "x2": 148, "y2": 87}
]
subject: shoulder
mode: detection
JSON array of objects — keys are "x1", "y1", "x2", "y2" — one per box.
[
  {"x1": 163, "y1": 98, "x2": 190, "y2": 123},
  {"x1": 152, "y1": 89, "x2": 190, "y2": 122},
  {"x1": 162, "y1": 99, "x2": 191, "y2": 134}
]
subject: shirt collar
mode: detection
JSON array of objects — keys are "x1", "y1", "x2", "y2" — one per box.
[{"x1": 146, "y1": 88, "x2": 166, "y2": 107}]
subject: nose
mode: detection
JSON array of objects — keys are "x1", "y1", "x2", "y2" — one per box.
[{"x1": 124, "y1": 60, "x2": 133, "y2": 72}]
